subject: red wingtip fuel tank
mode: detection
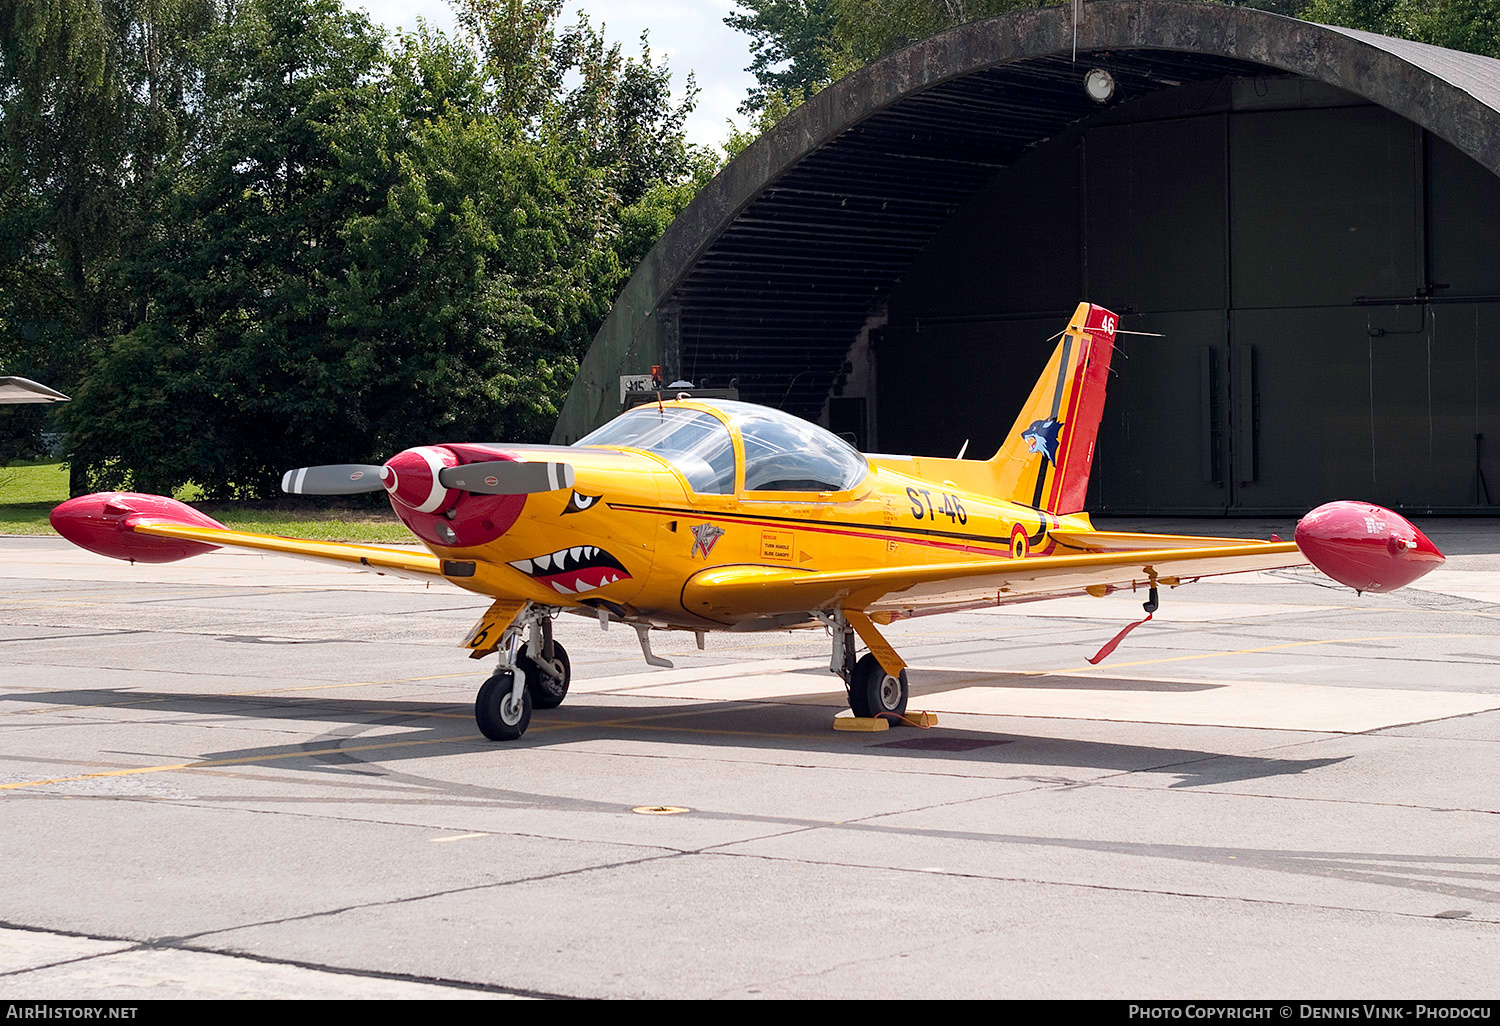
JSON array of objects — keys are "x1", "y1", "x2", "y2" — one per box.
[
  {"x1": 1294, "y1": 501, "x2": 1445, "y2": 593},
  {"x1": 50, "y1": 492, "x2": 229, "y2": 563}
]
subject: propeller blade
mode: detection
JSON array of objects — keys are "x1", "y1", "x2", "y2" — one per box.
[
  {"x1": 440, "y1": 460, "x2": 575, "y2": 495},
  {"x1": 281, "y1": 465, "x2": 387, "y2": 495}
]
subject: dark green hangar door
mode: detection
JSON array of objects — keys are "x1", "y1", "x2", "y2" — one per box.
[
  {"x1": 557, "y1": 2, "x2": 1500, "y2": 515},
  {"x1": 879, "y1": 81, "x2": 1500, "y2": 514}
]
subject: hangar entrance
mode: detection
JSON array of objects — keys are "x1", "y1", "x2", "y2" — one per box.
[
  {"x1": 561, "y1": 3, "x2": 1500, "y2": 516},
  {"x1": 875, "y1": 78, "x2": 1500, "y2": 514}
]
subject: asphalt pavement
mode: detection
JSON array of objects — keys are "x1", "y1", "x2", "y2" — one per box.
[{"x1": 1, "y1": 520, "x2": 1497, "y2": 999}]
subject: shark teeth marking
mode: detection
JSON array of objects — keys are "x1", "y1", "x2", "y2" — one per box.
[{"x1": 508, "y1": 544, "x2": 632, "y2": 596}]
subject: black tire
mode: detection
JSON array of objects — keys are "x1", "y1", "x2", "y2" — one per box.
[
  {"x1": 475, "y1": 670, "x2": 532, "y2": 740},
  {"x1": 848, "y1": 652, "x2": 908, "y2": 721},
  {"x1": 520, "y1": 640, "x2": 570, "y2": 710}
]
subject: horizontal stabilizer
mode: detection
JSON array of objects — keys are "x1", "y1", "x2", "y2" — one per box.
[
  {"x1": 0, "y1": 376, "x2": 69, "y2": 404},
  {"x1": 1048, "y1": 530, "x2": 1273, "y2": 552}
]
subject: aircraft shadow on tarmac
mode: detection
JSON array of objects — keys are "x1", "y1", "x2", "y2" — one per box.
[
  {"x1": 11, "y1": 684, "x2": 1500, "y2": 911},
  {"x1": 5, "y1": 681, "x2": 1346, "y2": 790}
]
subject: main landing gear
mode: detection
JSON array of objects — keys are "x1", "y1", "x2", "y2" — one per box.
[
  {"x1": 850, "y1": 653, "x2": 908, "y2": 720},
  {"x1": 822, "y1": 611, "x2": 909, "y2": 722},
  {"x1": 474, "y1": 605, "x2": 570, "y2": 741}
]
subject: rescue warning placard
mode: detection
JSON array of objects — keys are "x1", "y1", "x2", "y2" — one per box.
[{"x1": 760, "y1": 530, "x2": 794, "y2": 562}]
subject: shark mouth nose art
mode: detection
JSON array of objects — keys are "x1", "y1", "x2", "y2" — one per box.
[{"x1": 509, "y1": 546, "x2": 632, "y2": 595}]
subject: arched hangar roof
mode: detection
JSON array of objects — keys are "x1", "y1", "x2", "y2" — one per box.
[{"x1": 553, "y1": 0, "x2": 1500, "y2": 441}]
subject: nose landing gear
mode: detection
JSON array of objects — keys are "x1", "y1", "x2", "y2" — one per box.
[{"x1": 469, "y1": 603, "x2": 570, "y2": 740}]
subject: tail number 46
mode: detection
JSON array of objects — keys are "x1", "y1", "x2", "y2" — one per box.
[{"x1": 908, "y1": 486, "x2": 967, "y2": 525}]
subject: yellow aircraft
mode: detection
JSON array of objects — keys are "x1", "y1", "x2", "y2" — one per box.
[{"x1": 51, "y1": 303, "x2": 1446, "y2": 740}]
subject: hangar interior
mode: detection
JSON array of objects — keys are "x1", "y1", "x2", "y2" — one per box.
[
  {"x1": 879, "y1": 76, "x2": 1500, "y2": 514},
  {"x1": 561, "y1": 5, "x2": 1500, "y2": 516}
]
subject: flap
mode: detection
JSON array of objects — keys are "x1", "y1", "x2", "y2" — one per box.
[{"x1": 681, "y1": 542, "x2": 1305, "y2": 622}]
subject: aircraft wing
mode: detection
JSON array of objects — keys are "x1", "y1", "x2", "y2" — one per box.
[
  {"x1": 49, "y1": 492, "x2": 451, "y2": 583},
  {"x1": 129, "y1": 521, "x2": 448, "y2": 582},
  {"x1": 52, "y1": 492, "x2": 567, "y2": 607},
  {"x1": 682, "y1": 540, "x2": 1306, "y2": 623}
]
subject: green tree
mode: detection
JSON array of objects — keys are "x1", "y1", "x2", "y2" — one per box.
[
  {"x1": 724, "y1": 0, "x2": 840, "y2": 115},
  {"x1": 451, "y1": 0, "x2": 568, "y2": 124},
  {"x1": 0, "y1": 0, "x2": 216, "y2": 476},
  {"x1": 63, "y1": 0, "x2": 391, "y2": 496},
  {"x1": 830, "y1": 0, "x2": 1048, "y2": 68},
  {"x1": 325, "y1": 24, "x2": 625, "y2": 454},
  {"x1": 60, "y1": 0, "x2": 710, "y2": 497},
  {"x1": 1301, "y1": 0, "x2": 1500, "y2": 57}
]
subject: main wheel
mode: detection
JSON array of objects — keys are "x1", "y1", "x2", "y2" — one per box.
[
  {"x1": 848, "y1": 652, "x2": 908, "y2": 721},
  {"x1": 475, "y1": 670, "x2": 533, "y2": 741},
  {"x1": 519, "y1": 640, "x2": 571, "y2": 710}
]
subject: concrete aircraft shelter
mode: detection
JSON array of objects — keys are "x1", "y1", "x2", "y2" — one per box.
[{"x1": 554, "y1": 0, "x2": 1500, "y2": 515}]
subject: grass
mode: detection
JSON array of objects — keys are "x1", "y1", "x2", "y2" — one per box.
[{"x1": 0, "y1": 460, "x2": 414, "y2": 543}]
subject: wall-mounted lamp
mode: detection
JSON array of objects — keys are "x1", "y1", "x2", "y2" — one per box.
[{"x1": 1084, "y1": 68, "x2": 1116, "y2": 103}]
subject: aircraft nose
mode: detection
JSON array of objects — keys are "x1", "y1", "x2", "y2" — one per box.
[
  {"x1": 382, "y1": 447, "x2": 528, "y2": 548},
  {"x1": 382, "y1": 446, "x2": 459, "y2": 513}
]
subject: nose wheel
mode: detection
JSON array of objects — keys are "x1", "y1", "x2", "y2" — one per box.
[{"x1": 476, "y1": 670, "x2": 532, "y2": 740}]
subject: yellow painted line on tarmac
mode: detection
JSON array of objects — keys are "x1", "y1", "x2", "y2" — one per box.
[
  {"x1": 369, "y1": 708, "x2": 473, "y2": 719},
  {"x1": 0, "y1": 699, "x2": 835, "y2": 790},
  {"x1": 226, "y1": 672, "x2": 475, "y2": 697},
  {"x1": 0, "y1": 671, "x2": 477, "y2": 719},
  {"x1": 547, "y1": 700, "x2": 829, "y2": 741},
  {"x1": 0, "y1": 735, "x2": 480, "y2": 791},
  {"x1": 567, "y1": 721, "x2": 820, "y2": 741}
]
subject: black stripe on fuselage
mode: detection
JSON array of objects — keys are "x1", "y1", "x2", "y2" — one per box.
[{"x1": 606, "y1": 502, "x2": 1053, "y2": 548}]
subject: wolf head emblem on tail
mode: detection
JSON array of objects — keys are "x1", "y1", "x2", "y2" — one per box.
[{"x1": 1021, "y1": 417, "x2": 1062, "y2": 465}]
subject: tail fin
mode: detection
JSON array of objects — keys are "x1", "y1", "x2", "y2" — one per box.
[{"x1": 989, "y1": 302, "x2": 1117, "y2": 513}]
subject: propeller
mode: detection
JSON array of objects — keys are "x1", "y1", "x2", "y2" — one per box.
[
  {"x1": 439, "y1": 460, "x2": 574, "y2": 495},
  {"x1": 281, "y1": 465, "x2": 387, "y2": 495},
  {"x1": 280, "y1": 453, "x2": 575, "y2": 502}
]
